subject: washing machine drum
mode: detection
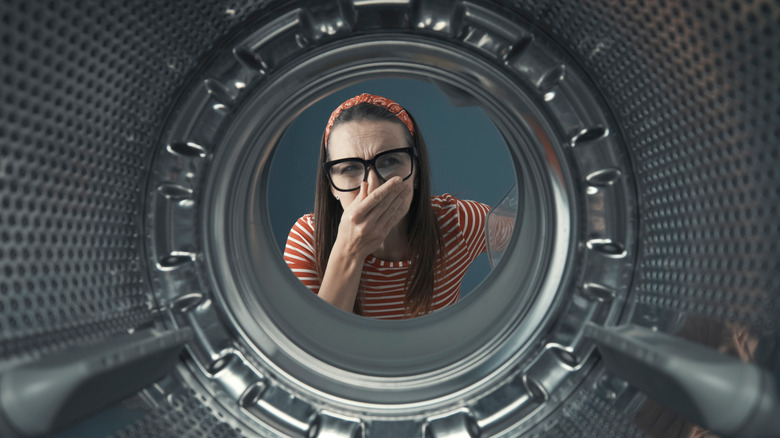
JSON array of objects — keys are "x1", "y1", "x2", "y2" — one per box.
[{"x1": 0, "y1": 1, "x2": 778, "y2": 437}]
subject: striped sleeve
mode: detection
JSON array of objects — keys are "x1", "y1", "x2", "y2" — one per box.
[
  {"x1": 455, "y1": 198, "x2": 491, "y2": 258},
  {"x1": 283, "y1": 214, "x2": 321, "y2": 293},
  {"x1": 487, "y1": 212, "x2": 514, "y2": 253}
]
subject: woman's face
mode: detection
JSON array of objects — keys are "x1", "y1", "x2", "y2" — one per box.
[{"x1": 326, "y1": 119, "x2": 416, "y2": 212}]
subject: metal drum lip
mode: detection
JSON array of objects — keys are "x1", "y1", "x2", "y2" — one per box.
[
  {"x1": 145, "y1": 4, "x2": 638, "y2": 429},
  {"x1": 200, "y1": 34, "x2": 575, "y2": 406}
]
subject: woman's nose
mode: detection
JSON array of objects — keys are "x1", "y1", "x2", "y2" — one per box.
[{"x1": 364, "y1": 166, "x2": 383, "y2": 192}]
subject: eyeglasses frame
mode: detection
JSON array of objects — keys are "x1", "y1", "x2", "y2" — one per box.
[{"x1": 323, "y1": 147, "x2": 416, "y2": 192}]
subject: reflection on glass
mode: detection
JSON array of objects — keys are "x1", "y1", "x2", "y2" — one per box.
[
  {"x1": 487, "y1": 184, "x2": 519, "y2": 268},
  {"x1": 271, "y1": 82, "x2": 515, "y2": 320}
]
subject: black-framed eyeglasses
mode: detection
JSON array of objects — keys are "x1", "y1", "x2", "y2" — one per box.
[{"x1": 323, "y1": 147, "x2": 416, "y2": 192}]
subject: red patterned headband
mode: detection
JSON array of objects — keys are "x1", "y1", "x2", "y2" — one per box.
[{"x1": 324, "y1": 93, "x2": 415, "y2": 144}]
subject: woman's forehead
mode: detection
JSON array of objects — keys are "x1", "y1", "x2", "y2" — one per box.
[{"x1": 327, "y1": 120, "x2": 408, "y2": 159}]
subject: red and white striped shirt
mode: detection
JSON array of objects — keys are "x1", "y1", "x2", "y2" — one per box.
[{"x1": 283, "y1": 194, "x2": 490, "y2": 319}]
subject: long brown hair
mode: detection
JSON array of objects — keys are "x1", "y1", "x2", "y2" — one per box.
[{"x1": 313, "y1": 102, "x2": 445, "y2": 317}]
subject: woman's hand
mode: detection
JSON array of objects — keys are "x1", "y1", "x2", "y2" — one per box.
[
  {"x1": 316, "y1": 176, "x2": 411, "y2": 313},
  {"x1": 335, "y1": 176, "x2": 411, "y2": 260}
]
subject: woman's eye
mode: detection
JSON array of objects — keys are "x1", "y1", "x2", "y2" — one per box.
[
  {"x1": 378, "y1": 157, "x2": 400, "y2": 167},
  {"x1": 339, "y1": 164, "x2": 362, "y2": 174}
]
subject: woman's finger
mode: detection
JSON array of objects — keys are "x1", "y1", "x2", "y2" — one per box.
[
  {"x1": 351, "y1": 177, "x2": 402, "y2": 219},
  {"x1": 344, "y1": 182, "x2": 369, "y2": 218},
  {"x1": 369, "y1": 183, "x2": 408, "y2": 229},
  {"x1": 376, "y1": 185, "x2": 411, "y2": 229},
  {"x1": 359, "y1": 177, "x2": 405, "y2": 220}
]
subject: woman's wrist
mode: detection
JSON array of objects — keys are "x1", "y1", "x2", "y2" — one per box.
[
  {"x1": 331, "y1": 238, "x2": 368, "y2": 270},
  {"x1": 319, "y1": 238, "x2": 365, "y2": 312}
]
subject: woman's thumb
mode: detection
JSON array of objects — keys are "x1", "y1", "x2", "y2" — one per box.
[{"x1": 357, "y1": 181, "x2": 368, "y2": 200}]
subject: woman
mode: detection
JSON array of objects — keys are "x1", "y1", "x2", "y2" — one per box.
[{"x1": 284, "y1": 93, "x2": 490, "y2": 319}]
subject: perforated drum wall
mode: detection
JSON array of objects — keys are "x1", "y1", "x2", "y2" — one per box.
[
  {"x1": 513, "y1": 1, "x2": 780, "y2": 434},
  {"x1": 518, "y1": 0, "x2": 780, "y2": 333},
  {"x1": 0, "y1": 0, "x2": 777, "y2": 437},
  {"x1": 0, "y1": 0, "x2": 270, "y2": 359}
]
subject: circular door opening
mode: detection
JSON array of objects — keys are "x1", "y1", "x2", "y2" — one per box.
[
  {"x1": 144, "y1": 3, "x2": 637, "y2": 435},
  {"x1": 268, "y1": 76, "x2": 516, "y2": 307}
]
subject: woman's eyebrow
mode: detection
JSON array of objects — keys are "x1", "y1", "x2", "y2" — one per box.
[{"x1": 329, "y1": 145, "x2": 402, "y2": 161}]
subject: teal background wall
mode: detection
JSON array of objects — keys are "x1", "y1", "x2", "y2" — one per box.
[{"x1": 268, "y1": 78, "x2": 515, "y2": 296}]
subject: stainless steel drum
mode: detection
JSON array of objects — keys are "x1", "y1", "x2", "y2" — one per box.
[{"x1": 0, "y1": 1, "x2": 778, "y2": 437}]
